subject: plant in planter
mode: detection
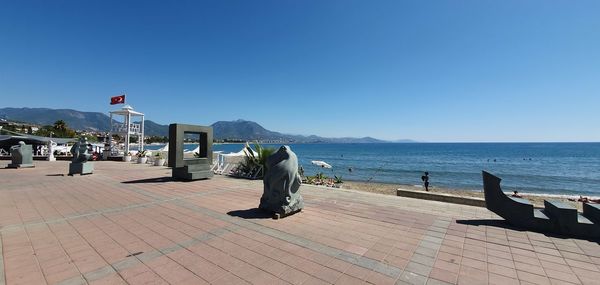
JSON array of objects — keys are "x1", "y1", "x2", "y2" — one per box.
[
  {"x1": 314, "y1": 172, "x2": 328, "y2": 185},
  {"x1": 136, "y1": 150, "x2": 148, "y2": 164},
  {"x1": 333, "y1": 175, "x2": 343, "y2": 188},
  {"x1": 154, "y1": 152, "x2": 166, "y2": 166},
  {"x1": 123, "y1": 152, "x2": 132, "y2": 162}
]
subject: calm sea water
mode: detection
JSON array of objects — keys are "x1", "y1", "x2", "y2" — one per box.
[{"x1": 147, "y1": 143, "x2": 600, "y2": 197}]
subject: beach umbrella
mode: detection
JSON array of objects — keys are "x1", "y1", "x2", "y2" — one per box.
[{"x1": 311, "y1": 160, "x2": 332, "y2": 169}]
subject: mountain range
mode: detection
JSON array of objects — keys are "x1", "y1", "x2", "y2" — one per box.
[{"x1": 0, "y1": 107, "x2": 414, "y2": 143}]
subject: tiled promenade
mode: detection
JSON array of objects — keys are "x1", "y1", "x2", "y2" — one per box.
[{"x1": 1, "y1": 161, "x2": 599, "y2": 285}]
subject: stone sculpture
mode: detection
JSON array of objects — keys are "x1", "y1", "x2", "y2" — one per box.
[
  {"x1": 68, "y1": 137, "x2": 94, "y2": 175},
  {"x1": 260, "y1": 145, "x2": 303, "y2": 218},
  {"x1": 7, "y1": 141, "x2": 34, "y2": 168},
  {"x1": 483, "y1": 171, "x2": 599, "y2": 239},
  {"x1": 47, "y1": 140, "x2": 56, "y2": 161}
]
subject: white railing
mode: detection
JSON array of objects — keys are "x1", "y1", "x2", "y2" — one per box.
[{"x1": 111, "y1": 123, "x2": 141, "y2": 134}]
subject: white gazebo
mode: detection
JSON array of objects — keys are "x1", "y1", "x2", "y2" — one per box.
[{"x1": 109, "y1": 105, "x2": 144, "y2": 156}]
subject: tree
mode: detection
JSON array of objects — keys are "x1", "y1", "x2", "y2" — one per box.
[
  {"x1": 53, "y1": 120, "x2": 67, "y2": 131},
  {"x1": 34, "y1": 120, "x2": 76, "y2": 138}
]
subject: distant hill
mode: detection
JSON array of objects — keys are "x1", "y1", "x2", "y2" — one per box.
[
  {"x1": 0, "y1": 107, "x2": 168, "y2": 136},
  {"x1": 141, "y1": 120, "x2": 169, "y2": 137},
  {"x1": 0, "y1": 107, "x2": 409, "y2": 143},
  {"x1": 211, "y1": 119, "x2": 289, "y2": 141},
  {"x1": 0, "y1": 107, "x2": 111, "y2": 131}
]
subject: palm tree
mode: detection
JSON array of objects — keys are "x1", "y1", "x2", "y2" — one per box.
[{"x1": 53, "y1": 120, "x2": 67, "y2": 131}]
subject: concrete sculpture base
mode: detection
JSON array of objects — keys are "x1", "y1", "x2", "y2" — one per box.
[
  {"x1": 172, "y1": 163, "x2": 213, "y2": 180},
  {"x1": 69, "y1": 162, "x2": 94, "y2": 175},
  {"x1": 260, "y1": 145, "x2": 304, "y2": 218},
  {"x1": 7, "y1": 163, "x2": 34, "y2": 169}
]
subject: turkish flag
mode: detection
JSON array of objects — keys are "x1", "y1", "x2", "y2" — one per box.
[{"x1": 110, "y1": 95, "x2": 125, "y2": 105}]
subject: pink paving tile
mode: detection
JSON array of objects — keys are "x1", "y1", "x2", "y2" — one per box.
[
  {"x1": 127, "y1": 271, "x2": 169, "y2": 285},
  {"x1": 513, "y1": 253, "x2": 543, "y2": 266},
  {"x1": 487, "y1": 255, "x2": 515, "y2": 268},
  {"x1": 429, "y1": 267, "x2": 458, "y2": 284},
  {"x1": 488, "y1": 272, "x2": 519, "y2": 285},
  {"x1": 540, "y1": 260, "x2": 575, "y2": 274},
  {"x1": 279, "y1": 267, "x2": 311, "y2": 285},
  {"x1": 301, "y1": 276, "x2": 331, "y2": 285},
  {"x1": 488, "y1": 263, "x2": 518, "y2": 278},
  {"x1": 434, "y1": 259, "x2": 460, "y2": 273},
  {"x1": 119, "y1": 263, "x2": 153, "y2": 281},
  {"x1": 460, "y1": 256, "x2": 487, "y2": 271},
  {"x1": 363, "y1": 249, "x2": 388, "y2": 261},
  {"x1": 364, "y1": 271, "x2": 396, "y2": 285},
  {"x1": 517, "y1": 270, "x2": 551, "y2": 285},
  {"x1": 344, "y1": 264, "x2": 372, "y2": 280},
  {"x1": 544, "y1": 269, "x2": 581, "y2": 284},
  {"x1": 566, "y1": 258, "x2": 600, "y2": 272},
  {"x1": 334, "y1": 274, "x2": 365, "y2": 285},
  {"x1": 458, "y1": 265, "x2": 488, "y2": 283},
  {"x1": 344, "y1": 244, "x2": 369, "y2": 256},
  {"x1": 88, "y1": 274, "x2": 128, "y2": 285}
]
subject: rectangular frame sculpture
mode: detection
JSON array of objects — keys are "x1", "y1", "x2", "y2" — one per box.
[{"x1": 168, "y1": 123, "x2": 213, "y2": 180}]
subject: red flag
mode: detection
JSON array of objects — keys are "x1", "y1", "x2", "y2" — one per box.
[{"x1": 110, "y1": 95, "x2": 125, "y2": 105}]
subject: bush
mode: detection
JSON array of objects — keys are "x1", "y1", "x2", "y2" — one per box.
[
  {"x1": 136, "y1": 150, "x2": 148, "y2": 158},
  {"x1": 235, "y1": 142, "x2": 275, "y2": 179}
]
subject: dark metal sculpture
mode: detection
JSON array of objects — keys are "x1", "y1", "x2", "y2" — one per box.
[
  {"x1": 168, "y1": 124, "x2": 213, "y2": 180},
  {"x1": 7, "y1": 141, "x2": 34, "y2": 168},
  {"x1": 482, "y1": 171, "x2": 599, "y2": 239}
]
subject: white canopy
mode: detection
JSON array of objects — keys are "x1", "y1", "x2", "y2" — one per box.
[
  {"x1": 109, "y1": 105, "x2": 144, "y2": 116},
  {"x1": 157, "y1": 143, "x2": 169, "y2": 152},
  {"x1": 311, "y1": 160, "x2": 332, "y2": 169}
]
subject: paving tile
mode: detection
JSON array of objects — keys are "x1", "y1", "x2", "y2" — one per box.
[
  {"x1": 364, "y1": 271, "x2": 396, "y2": 285},
  {"x1": 426, "y1": 278, "x2": 453, "y2": 285},
  {"x1": 460, "y1": 257, "x2": 486, "y2": 271},
  {"x1": 458, "y1": 266, "x2": 487, "y2": 283},
  {"x1": 544, "y1": 269, "x2": 581, "y2": 284},
  {"x1": 488, "y1": 272, "x2": 519, "y2": 285},
  {"x1": 428, "y1": 267, "x2": 458, "y2": 284},
  {"x1": 488, "y1": 263, "x2": 517, "y2": 278},
  {"x1": 301, "y1": 276, "x2": 330, "y2": 285},
  {"x1": 404, "y1": 262, "x2": 432, "y2": 276},
  {"x1": 517, "y1": 270, "x2": 551, "y2": 285},
  {"x1": 334, "y1": 274, "x2": 365, "y2": 285}
]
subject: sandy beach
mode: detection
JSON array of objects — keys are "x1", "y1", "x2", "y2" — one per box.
[{"x1": 340, "y1": 180, "x2": 586, "y2": 210}]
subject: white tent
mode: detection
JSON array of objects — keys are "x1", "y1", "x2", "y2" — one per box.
[
  {"x1": 213, "y1": 145, "x2": 258, "y2": 175},
  {"x1": 157, "y1": 143, "x2": 169, "y2": 152}
]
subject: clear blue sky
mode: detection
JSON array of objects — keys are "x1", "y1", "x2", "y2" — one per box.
[{"x1": 1, "y1": 1, "x2": 599, "y2": 142}]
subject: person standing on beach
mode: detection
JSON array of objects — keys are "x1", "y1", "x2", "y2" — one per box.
[{"x1": 421, "y1": 172, "x2": 430, "y2": 191}]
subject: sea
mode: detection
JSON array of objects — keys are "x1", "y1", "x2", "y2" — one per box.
[{"x1": 146, "y1": 143, "x2": 600, "y2": 197}]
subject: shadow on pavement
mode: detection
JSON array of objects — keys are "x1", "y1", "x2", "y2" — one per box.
[
  {"x1": 122, "y1": 176, "x2": 176, "y2": 184},
  {"x1": 456, "y1": 219, "x2": 600, "y2": 243},
  {"x1": 227, "y1": 208, "x2": 273, "y2": 219}
]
